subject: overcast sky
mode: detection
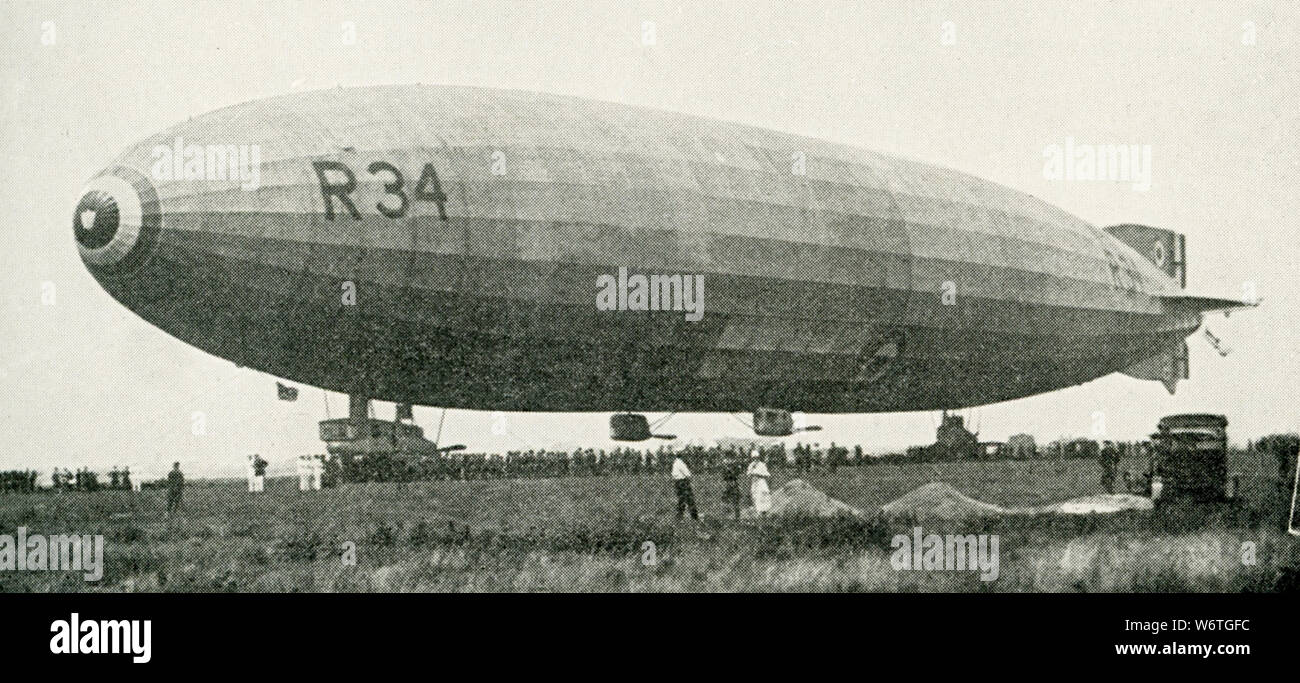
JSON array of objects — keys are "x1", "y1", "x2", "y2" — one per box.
[{"x1": 2, "y1": 1, "x2": 1296, "y2": 477}]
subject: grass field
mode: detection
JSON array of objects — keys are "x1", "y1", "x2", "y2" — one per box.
[{"x1": 1, "y1": 451, "x2": 1296, "y2": 592}]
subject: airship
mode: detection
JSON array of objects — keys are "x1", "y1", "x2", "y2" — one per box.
[{"x1": 73, "y1": 85, "x2": 1253, "y2": 441}]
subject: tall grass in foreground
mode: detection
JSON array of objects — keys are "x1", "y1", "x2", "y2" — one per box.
[
  {"x1": 3, "y1": 508, "x2": 1286, "y2": 593},
  {"x1": 1, "y1": 462, "x2": 1296, "y2": 592}
]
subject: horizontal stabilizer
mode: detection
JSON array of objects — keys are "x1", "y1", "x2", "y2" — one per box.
[
  {"x1": 1122, "y1": 339, "x2": 1189, "y2": 395},
  {"x1": 1159, "y1": 294, "x2": 1259, "y2": 314}
]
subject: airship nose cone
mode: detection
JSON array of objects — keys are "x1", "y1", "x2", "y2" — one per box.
[
  {"x1": 74, "y1": 166, "x2": 161, "y2": 274},
  {"x1": 74, "y1": 189, "x2": 120, "y2": 248}
]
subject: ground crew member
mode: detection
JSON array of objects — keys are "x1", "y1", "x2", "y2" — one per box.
[
  {"x1": 166, "y1": 462, "x2": 184, "y2": 515},
  {"x1": 671, "y1": 452, "x2": 698, "y2": 521},
  {"x1": 1099, "y1": 441, "x2": 1118, "y2": 494},
  {"x1": 248, "y1": 454, "x2": 267, "y2": 492},
  {"x1": 721, "y1": 452, "x2": 743, "y2": 520},
  {"x1": 747, "y1": 449, "x2": 772, "y2": 516},
  {"x1": 311, "y1": 454, "x2": 324, "y2": 491}
]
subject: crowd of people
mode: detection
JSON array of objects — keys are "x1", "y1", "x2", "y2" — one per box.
[
  {"x1": 295, "y1": 455, "x2": 325, "y2": 491},
  {"x1": 8, "y1": 435, "x2": 1295, "y2": 504},
  {"x1": 51, "y1": 466, "x2": 136, "y2": 492},
  {"x1": 0, "y1": 466, "x2": 136, "y2": 494},
  {"x1": 0, "y1": 470, "x2": 40, "y2": 493},
  {"x1": 250, "y1": 438, "x2": 1147, "y2": 488},
  {"x1": 333, "y1": 441, "x2": 875, "y2": 485}
]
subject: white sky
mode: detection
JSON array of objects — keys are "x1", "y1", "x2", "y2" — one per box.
[{"x1": 2, "y1": 1, "x2": 1296, "y2": 477}]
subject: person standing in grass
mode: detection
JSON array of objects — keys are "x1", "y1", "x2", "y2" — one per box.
[
  {"x1": 747, "y1": 449, "x2": 771, "y2": 516},
  {"x1": 671, "y1": 451, "x2": 699, "y2": 521},
  {"x1": 166, "y1": 462, "x2": 184, "y2": 515},
  {"x1": 1099, "y1": 441, "x2": 1119, "y2": 494},
  {"x1": 248, "y1": 454, "x2": 268, "y2": 493},
  {"x1": 312, "y1": 454, "x2": 325, "y2": 491},
  {"x1": 721, "y1": 451, "x2": 744, "y2": 520}
]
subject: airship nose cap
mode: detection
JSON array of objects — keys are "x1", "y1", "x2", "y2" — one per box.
[
  {"x1": 74, "y1": 188, "x2": 121, "y2": 249},
  {"x1": 74, "y1": 166, "x2": 161, "y2": 273}
]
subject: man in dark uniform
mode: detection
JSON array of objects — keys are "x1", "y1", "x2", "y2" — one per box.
[
  {"x1": 721, "y1": 452, "x2": 743, "y2": 520},
  {"x1": 1099, "y1": 441, "x2": 1118, "y2": 494},
  {"x1": 166, "y1": 462, "x2": 184, "y2": 515},
  {"x1": 670, "y1": 452, "x2": 698, "y2": 521}
]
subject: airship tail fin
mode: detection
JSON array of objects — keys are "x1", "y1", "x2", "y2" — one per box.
[
  {"x1": 1104, "y1": 225, "x2": 1261, "y2": 316},
  {"x1": 1121, "y1": 339, "x2": 1189, "y2": 395},
  {"x1": 1104, "y1": 224, "x2": 1185, "y2": 286}
]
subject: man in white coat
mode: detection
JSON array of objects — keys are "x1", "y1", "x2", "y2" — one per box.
[
  {"x1": 747, "y1": 449, "x2": 772, "y2": 516},
  {"x1": 670, "y1": 452, "x2": 699, "y2": 521},
  {"x1": 297, "y1": 455, "x2": 311, "y2": 492},
  {"x1": 311, "y1": 454, "x2": 324, "y2": 491},
  {"x1": 247, "y1": 455, "x2": 258, "y2": 493},
  {"x1": 248, "y1": 454, "x2": 267, "y2": 493}
]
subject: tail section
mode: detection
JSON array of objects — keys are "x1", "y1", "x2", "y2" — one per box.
[
  {"x1": 1104, "y1": 223, "x2": 1259, "y2": 313},
  {"x1": 1104, "y1": 223, "x2": 1185, "y2": 286},
  {"x1": 1106, "y1": 224, "x2": 1258, "y2": 393}
]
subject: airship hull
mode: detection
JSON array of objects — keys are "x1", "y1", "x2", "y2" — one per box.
[{"x1": 82, "y1": 85, "x2": 1200, "y2": 413}]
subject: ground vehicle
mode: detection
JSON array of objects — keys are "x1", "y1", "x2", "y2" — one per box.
[{"x1": 1152, "y1": 414, "x2": 1228, "y2": 502}]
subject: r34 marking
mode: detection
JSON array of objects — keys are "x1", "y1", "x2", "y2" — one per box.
[{"x1": 311, "y1": 160, "x2": 448, "y2": 221}]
